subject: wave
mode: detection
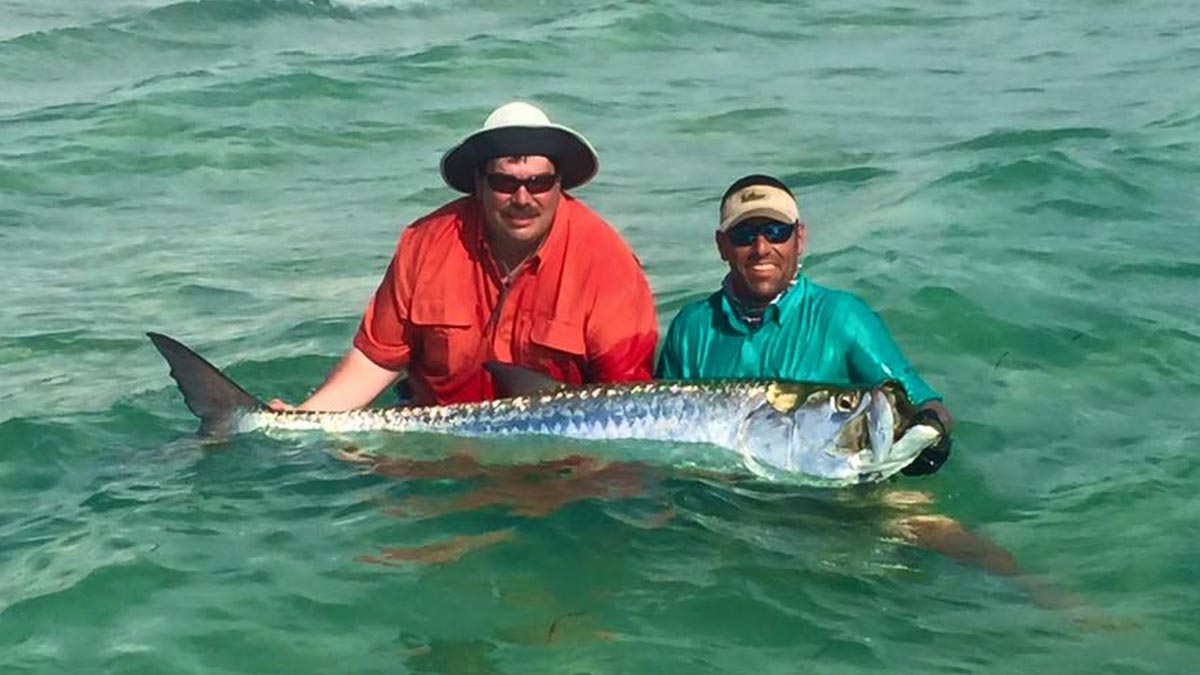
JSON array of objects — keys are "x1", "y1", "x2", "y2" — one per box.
[
  {"x1": 0, "y1": 23, "x2": 222, "y2": 89},
  {"x1": 781, "y1": 166, "x2": 895, "y2": 188},
  {"x1": 1, "y1": 0, "x2": 424, "y2": 46},
  {"x1": 1110, "y1": 260, "x2": 1200, "y2": 282},
  {"x1": 135, "y1": 0, "x2": 366, "y2": 25},
  {"x1": 674, "y1": 107, "x2": 793, "y2": 134},
  {"x1": 0, "y1": 331, "x2": 145, "y2": 363},
  {"x1": 941, "y1": 127, "x2": 1112, "y2": 152},
  {"x1": 0, "y1": 0, "x2": 430, "y2": 79},
  {"x1": 926, "y1": 151, "x2": 1149, "y2": 198}
]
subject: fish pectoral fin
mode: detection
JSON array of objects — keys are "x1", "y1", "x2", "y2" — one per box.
[
  {"x1": 484, "y1": 361, "x2": 567, "y2": 397},
  {"x1": 147, "y1": 332, "x2": 264, "y2": 436}
]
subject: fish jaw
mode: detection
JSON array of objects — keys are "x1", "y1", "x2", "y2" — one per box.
[
  {"x1": 865, "y1": 389, "x2": 897, "y2": 466},
  {"x1": 856, "y1": 423, "x2": 941, "y2": 480}
]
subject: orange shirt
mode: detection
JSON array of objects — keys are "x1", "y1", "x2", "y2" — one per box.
[{"x1": 353, "y1": 195, "x2": 658, "y2": 405}]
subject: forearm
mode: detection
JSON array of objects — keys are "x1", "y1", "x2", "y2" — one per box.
[{"x1": 298, "y1": 347, "x2": 402, "y2": 411}]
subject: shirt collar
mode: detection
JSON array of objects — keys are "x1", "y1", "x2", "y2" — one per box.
[{"x1": 719, "y1": 272, "x2": 802, "y2": 331}]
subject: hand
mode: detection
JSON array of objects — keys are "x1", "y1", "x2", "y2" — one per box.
[
  {"x1": 267, "y1": 399, "x2": 296, "y2": 412},
  {"x1": 900, "y1": 405, "x2": 952, "y2": 477}
]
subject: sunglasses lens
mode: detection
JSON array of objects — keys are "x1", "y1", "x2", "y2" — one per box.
[
  {"x1": 485, "y1": 174, "x2": 520, "y2": 193},
  {"x1": 728, "y1": 228, "x2": 756, "y2": 246},
  {"x1": 485, "y1": 173, "x2": 558, "y2": 194},
  {"x1": 728, "y1": 222, "x2": 795, "y2": 246},
  {"x1": 524, "y1": 175, "x2": 557, "y2": 194},
  {"x1": 763, "y1": 223, "x2": 795, "y2": 243}
]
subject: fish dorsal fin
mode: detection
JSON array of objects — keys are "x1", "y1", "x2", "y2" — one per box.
[
  {"x1": 484, "y1": 362, "x2": 566, "y2": 397},
  {"x1": 147, "y1": 332, "x2": 264, "y2": 435}
]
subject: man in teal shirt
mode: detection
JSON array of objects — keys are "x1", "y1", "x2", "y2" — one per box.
[
  {"x1": 650, "y1": 176, "x2": 1079, "y2": 600},
  {"x1": 656, "y1": 174, "x2": 952, "y2": 475}
]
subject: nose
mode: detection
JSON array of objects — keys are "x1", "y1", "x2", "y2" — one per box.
[
  {"x1": 751, "y1": 233, "x2": 772, "y2": 255},
  {"x1": 511, "y1": 185, "x2": 534, "y2": 205}
]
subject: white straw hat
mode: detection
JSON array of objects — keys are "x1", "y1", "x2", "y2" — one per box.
[{"x1": 439, "y1": 101, "x2": 599, "y2": 193}]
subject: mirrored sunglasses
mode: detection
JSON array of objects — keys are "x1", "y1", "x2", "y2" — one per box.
[{"x1": 726, "y1": 221, "x2": 796, "y2": 247}]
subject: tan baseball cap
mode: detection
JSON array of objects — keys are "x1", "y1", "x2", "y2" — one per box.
[{"x1": 718, "y1": 183, "x2": 800, "y2": 232}]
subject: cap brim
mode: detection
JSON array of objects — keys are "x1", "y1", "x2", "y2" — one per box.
[
  {"x1": 719, "y1": 206, "x2": 798, "y2": 232},
  {"x1": 440, "y1": 125, "x2": 598, "y2": 193}
]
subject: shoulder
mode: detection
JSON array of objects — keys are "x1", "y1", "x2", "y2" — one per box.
[
  {"x1": 562, "y1": 197, "x2": 639, "y2": 260},
  {"x1": 394, "y1": 197, "x2": 474, "y2": 263},
  {"x1": 799, "y1": 278, "x2": 875, "y2": 319},
  {"x1": 666, "y1": 291, "x2": 723, "y2": 335},
  {"x1": 401, "y1": 197, "x2": 472, "y2": 242}
]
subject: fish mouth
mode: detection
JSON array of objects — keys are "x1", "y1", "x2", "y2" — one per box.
[
  {"x1": 834, "y1": 390, "x2": 899, "y2": 477},
  {"x1": 850, "y1": 390, "x2": 940, "y2": 479}
]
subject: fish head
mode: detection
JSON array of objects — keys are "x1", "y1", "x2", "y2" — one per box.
[{"x1": 739, "y1": 382, "x2": 938, "y2": 485}]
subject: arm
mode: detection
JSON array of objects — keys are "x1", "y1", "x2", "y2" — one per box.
[
  {"x1": 654, "y1": 315, "x2": 684, "y2": 379},
  {"x1": 294, "y1": 347, "x2": 401, "y2": 411},
  {"x1": 842, "y1": 298, "x2": 954, "y2": 474},
  {"x1": 844, "y1": 297, "x2": 946, "y2": 416},
  {"x1": 584, "y1": 252, "x2": 658, "y2": 383}
]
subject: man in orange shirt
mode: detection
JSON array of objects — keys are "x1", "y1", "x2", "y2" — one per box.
[{"x1": 273, "y1": 101, "x2": 658, "y2": 409}]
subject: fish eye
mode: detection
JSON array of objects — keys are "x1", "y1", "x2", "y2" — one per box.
[{"x1": 833, "y1": 392, "x2": 859, "y2": 412}]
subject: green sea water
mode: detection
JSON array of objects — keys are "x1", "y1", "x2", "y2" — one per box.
[{"x1": 2, "y1": 0, "x2": 1198, "y2": 672}]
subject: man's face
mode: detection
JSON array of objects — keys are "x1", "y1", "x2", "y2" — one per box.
[
  {"x1": 475, "y1": 155, "x2": 561, "y2": 249},
  {"x1": 717, "y1": 217, "x2": 806, "y2": 303}
]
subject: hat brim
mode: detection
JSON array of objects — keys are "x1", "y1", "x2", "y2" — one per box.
[
  {"x1": 719, "y1": 206, "x2": 799, "y2": 232},
  {"x1": 440, "y1": 125, "x2": 598, "y2": 193}
]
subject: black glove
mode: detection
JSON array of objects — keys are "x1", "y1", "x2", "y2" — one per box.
[{"x1": 900, "y1": 407, "x2": 951, "y2": 477}]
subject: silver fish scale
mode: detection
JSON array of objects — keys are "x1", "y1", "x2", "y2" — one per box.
[{"x1": 240, "y1": 381, "x2": 769, "y2": 450}]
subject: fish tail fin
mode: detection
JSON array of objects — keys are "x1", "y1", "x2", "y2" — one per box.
[{"x1": 147, "y1": 332, "x2": 264, "y2": 436}]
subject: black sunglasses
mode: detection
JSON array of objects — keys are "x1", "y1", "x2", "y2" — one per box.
[
  {"x1": 726, "y1": 221, "x2": 796, "y2": 247},
  {"x1": 484, "y1": 172, "x2": 559, "y2": 195}
]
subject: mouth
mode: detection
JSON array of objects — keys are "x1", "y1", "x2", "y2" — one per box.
[
  {"x1": 744, "y1": 259, "x2": 781, "y2": 276},
  {"x1": 502, "y1": 211, "x2": 540, "y2": 227}
]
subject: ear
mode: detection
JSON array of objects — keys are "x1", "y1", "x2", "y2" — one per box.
[
  {"x1": 473, "y1": 159, "x2": 496, "y2": 199},
  {"x1": 473, "y1": 171, "x2": 486, "y2": 200},
  {"x1": 715, "y1": 230, "x2": 730, "y2": 262},
  {"x1": 796, "y1": 221, "x2": 808, "y2": 254}
]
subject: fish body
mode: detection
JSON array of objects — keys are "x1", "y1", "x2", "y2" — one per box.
[{"x1": 148, "y1": 333, "x2": 940, "y2": 485}]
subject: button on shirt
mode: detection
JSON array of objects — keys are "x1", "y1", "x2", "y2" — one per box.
[
  {"x1": 354, "y1": 195, "x2": 658, "y2": 405},
  {"x1": 655, "y1": 276, "x2": 940, "y2": 405}
]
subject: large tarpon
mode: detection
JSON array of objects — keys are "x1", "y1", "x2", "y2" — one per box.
[{"x1": 148, "y1": 333, "x2": 941, "y2": 485}]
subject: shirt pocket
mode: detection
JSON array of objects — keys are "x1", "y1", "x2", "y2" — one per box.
[
  {"x1": 527, "y1": 316, "x2": 587, "y2": 382},
  {"x1": 529, "y1": 317, "x2": 586, "y2": 356},
  {"x1": 410, "y1": 298, "x2": 479, "y2": 378}
]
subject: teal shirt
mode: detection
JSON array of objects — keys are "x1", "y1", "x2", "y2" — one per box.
[{"x1": 655, "y1": 276, "x2": 941, "y2": 405}]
